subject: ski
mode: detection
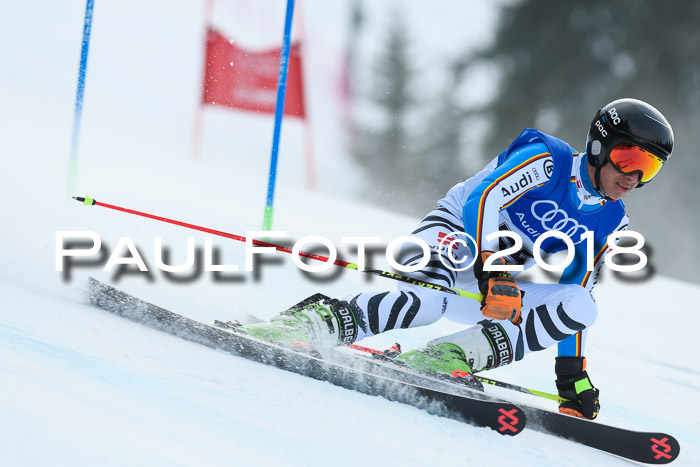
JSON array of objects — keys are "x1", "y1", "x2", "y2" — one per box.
[
  {"x1": 342, "y1": 343, "x2": 680, "y2": 464},
  {"x1": 523, "y1": 406, "x2": 679, "y2": 464},
  {"x1": 87, "y1": 278, "x2": 525, "y2": 436},
  {"x1": 87, "y1": 278, "x2": 680, "y2": 461}
]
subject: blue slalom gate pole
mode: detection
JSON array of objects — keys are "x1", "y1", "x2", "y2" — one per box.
[
  {"x1": 67, "y1": 0, "x2": 95, "y2": 195},
  {"x1": 262, "y1": 0, "x2": 295, "y2": 231}
]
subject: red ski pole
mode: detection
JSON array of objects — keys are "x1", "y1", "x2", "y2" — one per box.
[{"x1": 73, "y1": 196, "x2": 483, "y2": 301}]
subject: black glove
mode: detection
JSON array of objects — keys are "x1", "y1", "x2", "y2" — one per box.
[{"x1": 555, "y1": 356, "x2": 600, "y2": 420}]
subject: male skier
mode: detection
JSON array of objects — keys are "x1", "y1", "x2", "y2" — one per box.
[{"x1": 242, "y1": 98, "x2": 674, "y2": 420}]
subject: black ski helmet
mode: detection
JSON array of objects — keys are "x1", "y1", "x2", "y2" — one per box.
[{"x1": 586, "y1": 98, "x2": 674, "y2": 187}]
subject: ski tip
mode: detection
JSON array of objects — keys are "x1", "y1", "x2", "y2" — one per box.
[{"x1": 648, "y1": 434, "x2": 680, "y2": 464}]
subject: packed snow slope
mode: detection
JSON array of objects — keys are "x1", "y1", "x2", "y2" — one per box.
[
  {"x1": 2, "y1": 1, "x2": 700, "y2": 466},
  {"x1": 2, "y1": 172, "x2": 700, "y2": 466}
]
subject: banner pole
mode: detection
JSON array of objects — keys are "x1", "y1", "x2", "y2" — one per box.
[
  {"x1": 191, "y1": 0, "x2": 214, "y2": 161},
  {"x1": 297, "y1": 0, "x2": 316, "y2": 191},
  {"x1": 262, "y1": 0, "x2": 296, "y2": 231},
  {"x1": 67, "y1": 0, "x2": 95, "y2": 195}
]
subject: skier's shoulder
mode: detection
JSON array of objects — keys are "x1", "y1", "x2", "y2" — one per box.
[
  {"x1": 499, "y1": 128, "x2": 577, "y2": 168},
  {"x1": 515, "y1": 128, "x2": 575, "y2": 152}
]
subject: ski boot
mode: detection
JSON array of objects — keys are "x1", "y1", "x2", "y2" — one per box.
[
  {"x1": 394, "y1": 342, "x2": 483, "y2": 390},
  {"x1": 241, "y1": 293, "x2": 360, "y2": 349},
  {"x1": 394, "y1": 320, "x2": 514, "y2": 390}
]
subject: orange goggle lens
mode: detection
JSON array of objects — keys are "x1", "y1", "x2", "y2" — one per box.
[{"x1": 608, "y1": 144, "x2": 664, "y2": 183}]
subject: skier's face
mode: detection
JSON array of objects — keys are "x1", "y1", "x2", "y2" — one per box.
[{"x1": 598, "y1": 162, "x2": 639, "y2": 200}]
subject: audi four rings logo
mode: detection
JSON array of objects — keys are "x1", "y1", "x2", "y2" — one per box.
[{"x1": 531, "y1": 200, "x2": 589, "y2": 242}]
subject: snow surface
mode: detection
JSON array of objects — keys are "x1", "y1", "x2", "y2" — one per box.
[{"x1": 2, "y1": 1, "x2": 700, "y2": 465}]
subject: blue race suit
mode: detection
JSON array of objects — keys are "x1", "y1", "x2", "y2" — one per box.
[{"x1": 342, "y1": 129, "x2": 629, "y2": 366}]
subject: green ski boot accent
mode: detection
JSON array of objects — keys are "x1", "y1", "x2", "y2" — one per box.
[
  {"x1": 243, "y1": 317, "x2": 313, "y2": 348},
  {"x1": 396, "y1": 343, "x2": 473, "y2": 375},
  {"x1": 243, "y1": 293, "x2": 360, "y2": 349},
  {"x1": 396, "y1": 342, "x2": 483, "y2": 390}
]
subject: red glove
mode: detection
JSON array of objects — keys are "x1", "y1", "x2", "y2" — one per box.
[{"x1": 473, "y1": 251, "x2": 522, "y2": 324}]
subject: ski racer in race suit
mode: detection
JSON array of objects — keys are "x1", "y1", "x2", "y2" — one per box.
[{"x1": 243, "y1": 98, "x2": 674, "y2": 420}]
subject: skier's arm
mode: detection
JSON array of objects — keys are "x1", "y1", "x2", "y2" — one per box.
[
  {"x1": 463, "y1": 143, "x2": 553, "y2": 255},
  {"x1": 559, "y1": 228, "x2": 627, "y2": 295},
  {"x1": 557, "y1": 214, "x2": 629, "y2": 357},
  {"x1": 463, "y1": 144, "x2": 553, "y2": 324}
]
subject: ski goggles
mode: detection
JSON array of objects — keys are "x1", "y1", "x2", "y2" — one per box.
[{"x1": 608, "y1": 143, "x2": 665, "y2": 183}]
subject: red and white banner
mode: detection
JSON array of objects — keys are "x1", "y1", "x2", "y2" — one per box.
[{"x1": 201, "y1": 28, "x2": 306, "y2": 118}]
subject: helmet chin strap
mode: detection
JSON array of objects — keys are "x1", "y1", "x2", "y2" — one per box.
[{"x1": 593, "y1": 162, "x2": 614, "y2": 202}]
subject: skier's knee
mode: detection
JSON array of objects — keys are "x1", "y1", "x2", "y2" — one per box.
[{"x1": 560, "y1": 284, "x2": 598, "y2": 329}]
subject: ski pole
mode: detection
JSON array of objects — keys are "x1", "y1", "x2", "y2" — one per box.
[
  {"x1": 72, "y1": 196, "x2": 483, "y2": 301},
  {"x1": 475, "y1": 375, "x2": 565, "y2": 404},
  {"x1": 347, "y1": 343, "x2": 565, "y2": 404}
]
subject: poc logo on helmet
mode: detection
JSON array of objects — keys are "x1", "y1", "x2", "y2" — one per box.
[
  {"x1": 594, "y1": 120, "x2": 607, "y2": 138},
  {"x1": 608, "y1": 107, "x2": 621, "y2": 125}
]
